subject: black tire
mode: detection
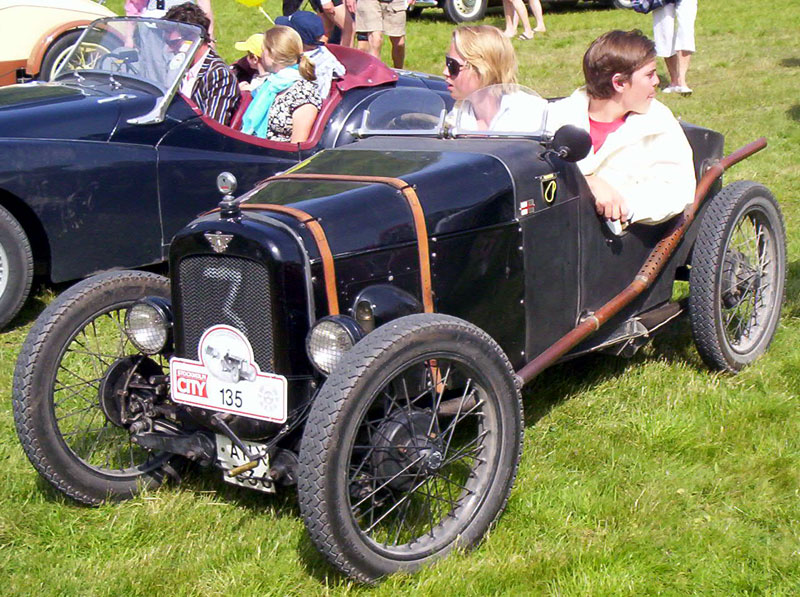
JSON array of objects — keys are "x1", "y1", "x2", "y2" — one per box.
[
  {"x1": 0, "y1": 205, "x2": 33, "y2": 329},
  {"x1": 407, "y1": 6, "x2": 423, "y2": 18},
  {"x1": 548, "y1": 0, "x2": 578, "y2": 9},
  {"x1": 40, "y1": 30, "x2": 84, "y2": 81},
  {"x1": 298, "y1": 314, "x2": 523, "y2": 582},
  {"x1": 444, "y1": 0, "x2": 487, "y2": 23},
  {"x1": 13, "y1": 270, "x2": 174, "y2": 505},
  {"x1": 689, "y1": 181, "x2": 786, "y2": 372}
]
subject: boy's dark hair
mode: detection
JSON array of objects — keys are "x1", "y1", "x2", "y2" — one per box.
[
  {"x1": 583, "y1": 30, "x2": 656, "y2": 99},
  {"x1": 164, "y1": 2, "x2": 210, "y2": 42}
]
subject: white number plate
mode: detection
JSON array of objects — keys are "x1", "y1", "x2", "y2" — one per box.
[
  {"x1": 169, "y1": 325, "x2": 287, "y2": 423},
  {"x1": 215, "y1": 435, "x2": 275, "y2": 494}
]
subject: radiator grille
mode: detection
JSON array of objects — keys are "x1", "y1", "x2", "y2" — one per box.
[{"x1": 176, "y1": 255, "x2": 275, "y2": 372}]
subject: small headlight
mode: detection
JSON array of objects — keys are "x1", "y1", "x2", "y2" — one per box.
[
  {"x1": 125, "y1": 297, "x2": 172, "y2": 355},
  {"x1": 306, "y1": 315, "x2": 364, "y2": 375}
]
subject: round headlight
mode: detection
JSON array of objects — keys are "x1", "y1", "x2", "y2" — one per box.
[
  {"x1": 306, "y1": 316, "x2": 364, "y2": 375},
  {"x1": 125, "y1": 297, "x2": 172, "y2": 355}
]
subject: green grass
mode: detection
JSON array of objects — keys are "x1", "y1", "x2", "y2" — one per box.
[{"x1": 1, "y1": 0, "x2": 798, "y2": 594}]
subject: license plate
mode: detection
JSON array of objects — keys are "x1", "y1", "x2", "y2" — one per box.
[
  {"x1": 169, "y1": 325, "x2": 287, "y2": 423},
  {"x1": 215, "y1": 434, "x2": 275, "y2": 494}
]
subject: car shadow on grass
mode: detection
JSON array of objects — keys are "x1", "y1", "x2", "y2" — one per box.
[{"x1": 519, "y1": 316, "x2": 697, "y2": 428}]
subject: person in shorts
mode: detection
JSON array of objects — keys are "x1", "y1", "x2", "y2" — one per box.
[{"x1": 346, "y1": 0, "x2": 414, "y2": 68}]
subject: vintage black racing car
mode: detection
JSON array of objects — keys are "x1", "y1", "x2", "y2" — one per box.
[
  {"x1": 0, "y1": 16, "x2": 442, "y2": 328},
  {"x1": 12, "y1": 86, "x2": 786, "y2": 582}
]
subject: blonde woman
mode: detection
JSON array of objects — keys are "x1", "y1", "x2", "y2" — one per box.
[
  {"x1": 444, "y1": 25, "x2": 544, "y2": 131},
  {"x1": 241, "y1": 26, "x2": 321, "y2": 143}
]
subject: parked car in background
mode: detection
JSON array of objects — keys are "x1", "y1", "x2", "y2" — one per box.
[
  {"x1": 411, "y1": 0, "x2": 633, "y2": 24},
  {"x1": 0, "y1": 16, "x2": 449, "y2": 329},
  {"x1": 0, "y1": 0, "x2": 116, "y2": 86}
]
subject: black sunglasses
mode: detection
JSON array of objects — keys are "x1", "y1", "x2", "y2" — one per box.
[
  {"x1": 166, "y1": 37, "x2": 185, "y2": 51},
  {"x1": 445, "y1": 55, "x2": 467, "y2": 78}
]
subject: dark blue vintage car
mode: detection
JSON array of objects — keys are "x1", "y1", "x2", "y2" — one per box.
[
  {"x1": 12, "y1": 85, "x2": 786, "y2": 582},
  {"x1": 0, "y1": 17, "x2": 448, "y2": 328}
]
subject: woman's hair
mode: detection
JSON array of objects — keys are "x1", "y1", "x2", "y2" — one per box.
[
  {"x1": 263, "y1": 25, "x2": 316, "y2": 81},
  {"x1": 452, "y1": 25, "x2": 517, "y2": 87},
  {"x1": 583, "y1": 30, "x2": 656, "y2": 99}
]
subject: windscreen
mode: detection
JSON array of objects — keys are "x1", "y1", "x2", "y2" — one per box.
[
  {"x1": 357, "y1": 88, "x2": 448, "y2": 136},
  {"x1": 52, "y1": 17, "x2": 203, "y2": 93}
]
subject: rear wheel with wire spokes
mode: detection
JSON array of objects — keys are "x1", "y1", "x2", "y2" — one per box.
[
  {"x1": 689, "y1": 181, "x2": 786, "y2": 371},
  {"x1": 12, "y1": 271, "x2": 174, "y2": 505},
  {"x1": 298, "y1": 314, "x2": 523, "y2": 582}
]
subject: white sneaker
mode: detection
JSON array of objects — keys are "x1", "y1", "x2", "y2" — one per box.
[
  {"x1": 662, "y1": 85, "x2": 678, "y2": 94},
  {"x1": 677, "y1": 85, "x2": 693, "y2": 95}
]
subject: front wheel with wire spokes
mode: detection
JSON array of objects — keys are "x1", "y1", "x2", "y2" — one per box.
[
  {"x1": 689, "y1": 181, "x2": 786, "y2": 371},
  {"x1": 12, "y1": 271, "x2": 175, "y2": 505},
  {"x1": 298, "y1": 314, "x2": 523, "y2": 582}
]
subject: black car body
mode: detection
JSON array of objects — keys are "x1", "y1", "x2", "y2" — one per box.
[
  {"x1": 13, "y1": 86, "x2": 786, "y2": 583},
  {"x1": 0, "y1": 17, "x2": 448, "y2": 328}
]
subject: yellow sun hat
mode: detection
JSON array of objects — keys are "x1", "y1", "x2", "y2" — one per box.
[{"x1": 234, "y1": 33, "x2": 265, "y2": 58}]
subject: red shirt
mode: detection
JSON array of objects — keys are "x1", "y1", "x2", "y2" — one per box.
[{"x1": 589, "y1": 116, "x2": 626, "y2": 152}]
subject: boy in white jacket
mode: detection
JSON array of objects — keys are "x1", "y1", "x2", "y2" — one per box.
[{"x1": 547, "y1": 30, "x2": 695, "y2": 226}]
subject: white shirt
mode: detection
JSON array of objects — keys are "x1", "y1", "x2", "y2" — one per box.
[
  {"x1": 306, "y1": 46, "x2": 346, "y2": 100},
  {"x1": 448, "y1": 90, "x2": 548, "y2": 133}
]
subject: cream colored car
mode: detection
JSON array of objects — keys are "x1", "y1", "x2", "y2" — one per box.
[{"x1": 0, "y1": 0, "x2": 115, "y2": 86}]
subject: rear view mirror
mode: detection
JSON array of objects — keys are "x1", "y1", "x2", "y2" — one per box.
[{"x1": 552, "y1": 125, "x2": 592, "y2": 162}]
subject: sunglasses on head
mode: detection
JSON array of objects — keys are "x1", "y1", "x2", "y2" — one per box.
[{"x1": 445, "y1": 55, "x2": 467, "y2": 78}]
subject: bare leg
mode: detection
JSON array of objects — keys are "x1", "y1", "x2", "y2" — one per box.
[
  {"x1": 502, "y1": 0, "x2": 516, "y2": 37},
  {"x1": 367, "y1": 31, "x2": 383, "y2": 59},
  {"x1": 529, "y1": 0, "x2": 546, "y2": 32},
  {"x1": 664, "y1": 53, "x2": 680, "y2": 87},
  {"x1": 509, "y1": 0, "x2": 533, "y2": 37},
  {"x1": 332, "y1": 4, "x2": 355, "y2": 47},
  {"x1": 675, "y1": 49, "x2": 692, "y2": 87},
  {"x1": 389, "y1": 35, "x2": 405, "y2": 69}
]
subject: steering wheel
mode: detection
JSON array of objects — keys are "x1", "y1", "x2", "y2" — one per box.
[{"x1": 98, "y1": 49, "x2": 140, "y2": 75}]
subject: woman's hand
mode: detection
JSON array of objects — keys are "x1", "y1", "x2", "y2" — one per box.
[{"x1": 585, "y1": 174, "x2": 629, "y2": 221}]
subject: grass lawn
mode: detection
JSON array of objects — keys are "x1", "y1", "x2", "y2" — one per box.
[{"x1": 1, "y1": 0, "x2": 798, "y2": 594}]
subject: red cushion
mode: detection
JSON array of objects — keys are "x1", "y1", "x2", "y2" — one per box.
[{"x1": 230, "y1": 90, "x2": 253, "y2": 131}]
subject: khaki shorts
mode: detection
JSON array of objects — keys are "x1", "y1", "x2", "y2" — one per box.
[{"x1": 356, "y1": 0, "x2": 407, "y2": 37}]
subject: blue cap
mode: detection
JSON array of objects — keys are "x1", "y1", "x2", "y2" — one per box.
[{"x1": 275, "y1": 11, "x2": 324, "y2": 47}]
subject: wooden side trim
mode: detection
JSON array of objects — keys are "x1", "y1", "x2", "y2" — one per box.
[
  {"x1": 239, "y1": 203, "x2": 340, "y2": 315},
  {"x1": 266, "y1": 172, "x2": 435, "y2": 313}
]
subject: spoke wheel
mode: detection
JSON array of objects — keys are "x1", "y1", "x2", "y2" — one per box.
[
  {"x1": 689, "y1": 181, "x2": 786, "y2": 371},
  {"x1": 298, "y1": 314, "x2": 523, "y2": 582},
  {"x1": 13, "y1": 271, "x2": 173, "y2": 505},
  {"x1": 444, "y1": 0, "x2": 487, "y2": 23}
]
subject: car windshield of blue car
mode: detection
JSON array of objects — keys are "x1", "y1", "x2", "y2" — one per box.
[
  {"x1": 52, "y1": 17, "x2": 202, "y2": 95},
  {"x1": 449, "y1": 85, "x2": 549, "y2": 138},
  {"x1": 355, "y1": 88, "x2": 449, "y2": 137}
]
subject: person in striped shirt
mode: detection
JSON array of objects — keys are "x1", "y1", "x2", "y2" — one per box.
[{"x1": 164, "y1": 3, "x2": 239, "y2": 126}]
